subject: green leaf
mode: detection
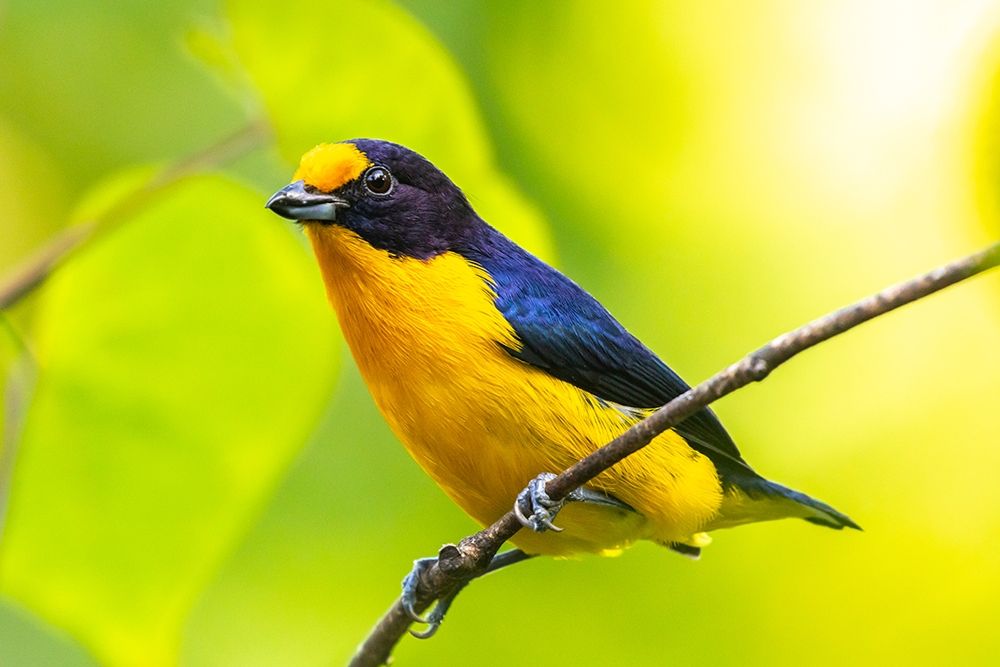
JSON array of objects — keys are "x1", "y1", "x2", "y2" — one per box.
[
  {"x1": 214, "y1": 0, "x2": 552, "y2": 259},
  {"x1": 0, "y1": 173, "x2": 339, "y2": 666}
]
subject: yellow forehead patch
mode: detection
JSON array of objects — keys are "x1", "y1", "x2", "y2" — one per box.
[{"x1": 293, "y1": 143, "x2": 371, "y2": 192}]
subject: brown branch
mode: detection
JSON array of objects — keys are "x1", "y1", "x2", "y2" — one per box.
[
  {"x1": 0, "y1": 119, "x2": 270, "y2": 311},
  {"x1": 349, "y1": 240, "x2": 1000, "y2": 667},
  {"x1": 0, "y1": 315, "x2": 37, "y2": 549}
]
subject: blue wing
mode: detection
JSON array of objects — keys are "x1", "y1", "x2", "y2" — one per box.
[{"x1": 468, "y1": 236, "x2": 753, "y2": 479}]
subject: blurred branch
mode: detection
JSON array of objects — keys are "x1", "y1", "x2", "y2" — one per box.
[
  {"x1": 350, "y1": 240, "x2": 1000, "y2": 667},
  {"x1": 0, "y1": 119, "x2": 270, "y2": 311},
  {"x1": 0, "y1": 314, "x2": 37, "y2": 549}
]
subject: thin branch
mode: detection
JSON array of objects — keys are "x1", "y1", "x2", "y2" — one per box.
[
  {"x1": 0, "y1": 119, "x2": 270, "y2": 311},
  {"x1": 349, "y1": 240, "x2": 1000, "y2": 667},
  {"x1": 0, "y1": 312, "x2": 39, "y2": 549}
]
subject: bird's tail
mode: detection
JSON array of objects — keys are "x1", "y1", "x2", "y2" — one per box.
[{"x1": 711, "y1": 475, "x2": 861, "y2": 531}]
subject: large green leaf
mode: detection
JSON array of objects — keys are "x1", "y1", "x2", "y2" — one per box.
[
  {"x1": 213, "y1": 0, "x2": 551, "y2": 259},
  {"x1": 0, "y1": 173, "x2": 338, "y2": 666}
]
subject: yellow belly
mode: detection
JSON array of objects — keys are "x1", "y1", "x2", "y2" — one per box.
[{"x1": 307, "y1": 226, "x2": 724, "y2": 555}]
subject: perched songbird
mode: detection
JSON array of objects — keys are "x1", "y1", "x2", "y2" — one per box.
[{"x1": 267, "y1": 139, "x2": 858, "y2": 625}]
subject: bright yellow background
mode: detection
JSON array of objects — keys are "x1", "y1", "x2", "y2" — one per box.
[{"x1": 1, "y1": 1, "x2": 999, "y2": 665}]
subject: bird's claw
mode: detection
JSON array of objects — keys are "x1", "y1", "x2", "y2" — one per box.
[
  {"x1": 401, "y1": 556, "x2": 436, "y2": 624},
  {"x1": 514, "y1": 472, "x2": 567, "y2": 532},
  {"x1": 400, "y1": 548, "x2": 534, "y2": 640},
  {"x1": 408, "y1": 590, "x2": 459, "y2": 639},
  {"x1": 401, "y1": 556, "x2": 466, "y2": 639}
]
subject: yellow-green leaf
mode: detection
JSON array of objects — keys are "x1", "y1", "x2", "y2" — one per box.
[
  {"x1": 0, "y1": 173, "x2": 339, "y2": 666},
  {"x1": 217, "y1": 0, "x2": 552, "y2": 258}
]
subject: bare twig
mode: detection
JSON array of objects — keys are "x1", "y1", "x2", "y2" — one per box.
[
  {"x1": 0, "y1": 314, "x2": 37, "y2": 549},
  {"x1": 349, "y1": 241, "x2": 1000, "y2": 667},
  {"x1": 0, "y1": 119, "x2": 270, "y2": 311}
]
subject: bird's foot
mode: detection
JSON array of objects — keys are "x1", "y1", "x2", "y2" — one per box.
[
  {"x1": 514, "y1": 472, "x2": 575, "y2": 532},
  {"x1": 400, "y1": 554, "x2": 472, "y2": 639},
  {"x1": 400, "y1": 556, "x2": 437, "y2": 625},
  {"x1": 513, "y1": 473, "x2": 636, "y2": 533},
  {"x1": 401, "y1": 549, "x2": 534, "y2": 639},
  {"x1": 408, "y1": 583, "x2": 465, "y2": 639}
]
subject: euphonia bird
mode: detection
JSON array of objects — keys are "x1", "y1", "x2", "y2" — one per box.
[{"x1": 266, "y1": 139, "x2": 858, "y2": 566}]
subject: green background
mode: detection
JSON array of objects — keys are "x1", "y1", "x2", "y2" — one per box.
[{"x1": 2, "y1": 1, "x2": 999, "y2": 665}]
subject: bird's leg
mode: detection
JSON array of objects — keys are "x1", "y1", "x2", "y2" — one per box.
[
  {"x1": 514, "y1": 472, "x2": 569, "y2": 532},
  {"x1": 402, "y1": 479, "x2": 633, "y2": 637},
  {"x1": 401, "y1": 549, "x2": 534, "y2": 639},
  {"x1": 400, "y1": 556, "x2": 438, "y2": 623},
  {"x1": 513, "y1": 472, "x2": 634, "y2": 532}
]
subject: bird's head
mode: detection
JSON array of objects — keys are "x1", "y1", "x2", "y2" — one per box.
[{"x1": 266, "y1": 139, "x2": 477, "y2": 259}]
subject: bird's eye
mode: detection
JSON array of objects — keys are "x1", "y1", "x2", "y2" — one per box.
[{"x1": 363, "y1": 166, "x2": 392, "y2": 195}]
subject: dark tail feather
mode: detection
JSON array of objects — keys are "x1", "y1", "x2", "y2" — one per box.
[{"x1": 737, "y1": 477, "x2": 862, "y2": 531}]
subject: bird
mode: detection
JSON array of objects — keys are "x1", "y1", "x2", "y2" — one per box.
[{"x1": 266, "y1": 139, "x2": 858, "y2": 630}]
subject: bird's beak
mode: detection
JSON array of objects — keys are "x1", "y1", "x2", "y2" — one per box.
[{"x1": 265, "y1": 180, "x2": 349, "y2": 223}]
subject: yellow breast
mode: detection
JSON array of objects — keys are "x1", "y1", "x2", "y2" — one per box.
[{"x1": 306, "y1": 225, "x2": 723, "y2": 555}]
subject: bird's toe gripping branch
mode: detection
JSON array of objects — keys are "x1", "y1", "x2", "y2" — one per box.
[
  {"x1": 400, "y1": 556, "x2": 455, "y2": 639},
  {"x1": 399, "y1": 554, "x2": 477, "y2": 639},
  {"x1": 400, "y1": 549, "x2": 535, "y2": 639},
  {"x1": 400, "y1": 556, "x2": 437, "y2": 625},
  {"x1": 513, "y1": 472, "x2": 637, "y2": 533},
  {"x1": 514, "y1": 472, "x2": 572, "y2": 532}
]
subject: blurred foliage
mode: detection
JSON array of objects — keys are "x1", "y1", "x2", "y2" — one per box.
[
  {"x1": 974, "y1": 36, "x2": 1000, "y2": 236},
  {"x1": 3, "y1": 174, "x2": 338, "y2": 665},
  {"x1": 0, "y1": 600, "x2": 97, "y2": 667},
  {"x1": 1, "y1": 1, "x2": 999, "y2": 666},
  {"x1": 211, "y1": 0, "x2": 552, "y2": 257}
]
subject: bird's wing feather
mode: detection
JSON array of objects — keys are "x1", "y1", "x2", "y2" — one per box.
[{"x1": 474, "y1": 243, "x2": 752, "y2": 477}]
